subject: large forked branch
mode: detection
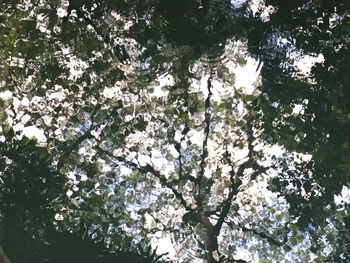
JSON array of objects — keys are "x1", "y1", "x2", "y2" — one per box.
[
  {"x1": 215, "y1": 120, "x2": 256, "y2": 233},
  {"x1": 0, "y1": 245, "x2": 11, "y2": 263}
]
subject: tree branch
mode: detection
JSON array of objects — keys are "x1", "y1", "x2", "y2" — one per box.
[
  {"x1": 57, "y1": 130, "x2": 93, "y2": 170},
  {"x1": 197, "y1": 76, "x2": 213, "y2": 205},
  {"x1": 215, "y1": 111, "x2": 260, "y2": 231},
  {"x1": 95, "y1": 145, "x2": 192, "y2": 211},
  {"x1": 56, "y1": 103, "x2": 121, "y2": 171},
  {"x1": 240, "y1": 224, "x2": 291, "y2": 250},
  {"x1": 70, "y1": 5, "x2": 129, "y2": 63},
  {"x1": 214, "y1": 148, "x2": 247, "y2": 233},
  {"x1": 0, "y1": 245, "x2": 11, "y2": 263},
  {"x1": 174, "y1": 124, "x2": 190, "y2": 180}
]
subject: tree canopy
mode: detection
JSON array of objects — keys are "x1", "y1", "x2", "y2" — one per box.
[{"x1": 0, "y1": 0, "x2": 349, "y2": 262}]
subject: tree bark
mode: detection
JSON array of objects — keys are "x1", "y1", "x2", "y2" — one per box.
[
  {"x1": 0, "y1": 245, "x2": 11, "y2": 263},
  {"x1": 198, "y1": 212, "x2": 220, "y2": 263}
]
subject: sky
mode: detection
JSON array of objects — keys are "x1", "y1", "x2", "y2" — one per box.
[
  {"x1": 0, "y1": 1, "x2": 348, "y2": 262},
  {"x1": 0, "y1": 34, "x2": 337, "y2": 262}
]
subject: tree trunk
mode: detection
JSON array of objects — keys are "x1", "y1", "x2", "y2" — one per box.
[{"x1": 198, "y1": 212, "x2": 220, "y2": 263}]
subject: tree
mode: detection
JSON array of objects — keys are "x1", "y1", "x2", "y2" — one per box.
[
  {"x1": 0, "y1": 0, "x2": 349, "y2": 262},
  {"x1": 244, "y1": 1, "x2": 350, "y2": 259},
  {"x1": 0, "y1": 131, "x2": 163, "y2": 263}
]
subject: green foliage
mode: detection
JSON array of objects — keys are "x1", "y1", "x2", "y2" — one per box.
[{"x1": 0, "y1": 0, "x2": 349, "y2": 262}]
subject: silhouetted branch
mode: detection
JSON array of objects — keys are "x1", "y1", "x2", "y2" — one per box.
[
  {"x1": 95, "y1": 145, "x2": 192, "y2": 211},
  {"x1": 215, "y1": 148, "x2": 249, "y2": 233},
  {"x1": 240, "y1": 224, "x2": 291, "y2": 250},
  {"x1": 226, "y1": 218, "x2": 292, "y2": 251},
  {"x1": 0, "y1": 245, "x2": 11, "y2": 263},
  {"x1": 57, "y1": 130, "x2": 93, "y2": 170},
  {"x1": 197, "y1": 76, "x2": 213, "y2": 205},
  {"x1": 57, "y1": 103, "x2": 120, "y2": 171},
  {"x1": 175, "y1": 124, "x2": 190, "y2": 181}
]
